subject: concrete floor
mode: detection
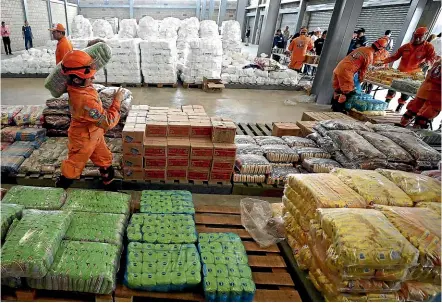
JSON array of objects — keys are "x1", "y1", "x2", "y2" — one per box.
[{"x1": 1, "y1": 78, "x2": 329, "y2": 123}]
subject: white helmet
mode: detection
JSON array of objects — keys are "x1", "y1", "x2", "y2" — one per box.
[{"x1": 314, "y1": 27, "x2": 321, "y2": 32}]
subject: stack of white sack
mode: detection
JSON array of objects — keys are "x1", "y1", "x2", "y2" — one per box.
[
  {"x1": 1, "y1": 48, "x2": 55, "y2": 74},
  {"x1": 118, "y1": 19, "x2": 138, "y2": 38},
  {"x1": 71, "y1": 39, "x2": 89, "y2": 50},
  {"x1": 92, "y1": 19, "x2": 114, "y2": 39},
  {"x1": 221, "y1": 20, "x2": 242, "y2": 54},
  {"x1": 106, "y1": 38, "x2": 141, "y2": 83},
  {"x1": 181, "y1": 38, "x2": 222, "y2": 84},
  {"x1": 199, "y1": 20, "x2": 219, "y2": 38},
  {"x1": 177, "y1": 17, "x2": 199, "y2": 60},
  {"x1": 104, "y1": 17, "x2": 118, "y2": 35},
  {"x1": 140, "y1": 39, "x2": 177, "y2": 84},
  {"x1": 70, "y1": 15, "x2": 93, "y2": 39},
  {"x1": 159, "y1": 17, "x2": 181, "y2": 40},
  {"x1": 137, "y1": 16, "x2": 159, "y2": 40},
  {"x1": 94, "y1": 66, "x2": 106, "y2": 83},
  {"x1": 45, "y1": 40, "x2": 57, "y2": 51}
]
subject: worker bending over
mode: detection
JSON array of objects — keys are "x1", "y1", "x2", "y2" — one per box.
[
  {"x1": 331, "y1": 38, "x2": 389, "y2": 112},
  {"x1": 400, "y1": 59, "x2": 441, "y2": 129},
  {"x1": 49, "y1": 23, "x2": 73, "y2": 64},
  {"x1": 383, "y1": 27, "x2": 437, "y2": 112},
  {"x1": 56, "y1": 50, "x2": 123, "y2": 189},
  {"x1": 287, "y1": 28, "x2": 313, "y2": 72}
]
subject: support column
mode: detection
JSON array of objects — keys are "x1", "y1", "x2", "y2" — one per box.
[
  {"x1": 257, "y1": 0, "x2": 282, "y2": 56},
  {"x1": 22, "y1": 0, "x2": 29, "y2": 22},
  {"x1": 201, "y1": 0, "x2": 207, "y2": 20},
  {"x1": 129, "y1": 0, "x2": 134, "y2": 19},
  {"x1": 196, "y1": 0, "x2": 201, "y2": 20},
  {"x1": 217, "y1": 0, "x2": 227, "y2": 26},
  {"x1": 295, "y1": 0, "x2": 306, "y2": 33},
  {"x1": 236, "y1": 0, "x2": 248, "y2": 40},
  {"x1": 208, "y1": 0, "x2": 215, "y2": 20},
  {"x1": 311, "y1": 0, "x2": 364, "y2": 105},
  {"x1": 251, "y1": 8, "x2": 260, "y2": 44},
  {"x1": 64, "y1": 0, "x2": 69, "y2": 35},
  {"x1": 47, "y1": 0, "x2": 53, "y2": 29}
]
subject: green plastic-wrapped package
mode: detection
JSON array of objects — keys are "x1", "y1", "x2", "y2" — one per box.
[
  {"x1": 44, "y1": 42, "x2": 112, "y2": 98},
  {"x1": 1, "y1": 210, "x2": 72, "y2": 278},
  {"x1": 127, "y1": 214, "x2": 197, "y2": 244},
  {"x1": 64, "y1": 212, "x2": 127, "y2": 246},
  {"x1": 1, "y1": 204, "x2": 24, "y2": 241},
  {"x1": 2, "y1": 186, "x2": 67, "y2": 210},
  {"x1": 27, "y1": 240, "x2": 120, "y2": 294},
  {"x1": 63, "y1": 189, "x2": 130, "y2": 215},
  {"x1": 140, "y1": 190, "x2": 194, "y2": 215}
]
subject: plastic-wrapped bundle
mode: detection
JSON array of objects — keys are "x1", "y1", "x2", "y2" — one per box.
[
  {"x1": 253, "y1": 136, "x2": 285, "y2": 146},
  {"x1": 106, "y1": 38, "x2": 141, "y2": 84},
  {"x1": 267, "y1": 166, "x2": 298, "y2": 185},
  {"x1": 159, "y1": 17, "x2": 181, "y2": 40},
  {"x1": 415, "y1": 202, "x2": 441, "y2": 215},
  {"x1": 302, "y1": 158, "x2": 341, "y2": 173},
  {"x1": 318, "y1": 119, "x2": 372, "y2": 132},
  {"x1": 1, "y1": 156, "x2": 25, "y2": 173},
  {"x1": 92, "y1": 19, "x2": 114, "y2": 39},
  {"x1": 45, "y1": 42, "x2": 112, "y2": 97},
  {"x1": 235, "y1": 154, "x2": 271, "y2": 174},
  {"x1": 282, "y1": 136, "x2": 316, "y2": 148},
  {"x1": 44, "y1": 115, "x2": 70, "y2": 129},
  {"x1": 118, "y1": 19, "x2": 138, "y2": 38},
  {"x1": 27, "y1": 240, "x2": 120, "y2": 294},
  {"x1": 1, "y1": 204, "x2": 23, "y2": 241},
  {"x1": 43, "y1": 107, "x2": 70, "y2": 115},
  {"x1": 125, "y1": 242, "x2": 201, "y2": 292},
  {"x1": 70, "y1": 15, "x2": 93, "y2": 39},
  {"x1": 64, "y1": 212, "x2": 126, "y2": 246},
  {"x1": 376, "y1": 169, "x2": 441, "y2": 203},
  {"x1": 262, "y1": 144, "x2": 299, "y2": 163},
  {"x1": 12, "y1": 105, "x2": 44, "y2": 126},
  {"x1": 399, "y1": 281, "x2": 440, "y2": 302},
  {"x1": 332, "y1": 169, "x2": 413, "y2": 206},
  {"x1": 140, "y1": 39, "x2": 177, "y2": 84},
  {"x1": 1, "y1": 210, "x2": 72, "y2": 278},
  {"x1": 46, "y1": 93, "x2": 69, "y2": 109},
  {"x1": 199, "y1": 20, "x2": 219, "y2": 38},
  {"x1": 177, "y1": 17, "x2": 199, "y2": 59},
  {"x1": 1, "y1": 127, "x2": 20, "y2": 142},
  {"x1": 345, "y1": 97, "x2": 388, "y2": 112},
  {"x1": 137, "y1": 16, "x2": 159, "y2": 40},
  {"x1": 236, "y1": 144, "x2": 263, "y2": 156},
  {"x1": 127, "y1": 214, "x2": 197, "y2": 244},
  {"x1": 3, "y1": 186, "x2": 67, "y2": 210},
  {"x1": 1, "y1": 106, "x2": 23, "y2": 125},
  {"x1": 233, "y1": 173, "x2": 266, "y2": 183},
  {"x1": 306, "y1": 132, "x2": 340, "y2": 154},
  {"x1": 140, "y1": 190, "x2": 194, "y2": 215},
  {"x1": 2, "y1": 141, "x2": 36, "y2": 158},
  {"x1": 13, "y1": 127, "x2": 46, "y2": 142},
  {"x1": 221, "y1": 20, "x2": 242, "y2": 54},
  {"x1": 370, "y1": 123, "x2": 415, "y2": 134},
  {"x1": 62, "y1": 189, "x2": 130, "y2": 215},
  {"x1": 234, "y1": 135, "x2": 255, "y2": 144},
  {"x1": 199, "y1": 233, "x2": 255, "y2": 302},
  {"x1": 391, "y1": 78, "x2": 421, "y2": 95},
  {"x1": 99, "y1": 87, "x2": 132, "y2": 118},
  {"x1": 292, "y1": 147, "x2": 331, "y2": 161}
]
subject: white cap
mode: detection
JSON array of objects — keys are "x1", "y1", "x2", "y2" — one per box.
[{"x1": 314, "y1": 27, "x2": 321, "y2": 32}]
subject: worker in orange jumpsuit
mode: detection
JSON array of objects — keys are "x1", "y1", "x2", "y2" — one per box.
[
  {"x1": 331, "y1": 38, "x2": 389, "y2": 112},
  {"x1": 383, "y1": 27, "x2": 437, "y2": 112},
  {"x1": 287, "y1": 28, "x2": 314, "y2": 72},
  {"x1": 400, "y1": 59, "x2": 441, "y2": 129},
  {"x1": 55, "y1": 50, "x2": 123, "y2": 189},
  {"x1": 49, "y1": 23, "x2": 73, "y2": 64},
  {"x1": 363, "y1": 45, "x2": 390, "y2": 93}
]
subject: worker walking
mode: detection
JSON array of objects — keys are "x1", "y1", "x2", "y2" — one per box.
[
  {"x1": 331, "y1": 38, "x2": 389, "y2": 112},
  {"x1": 55, "y1": 50, "x2": 123, "y2": 189},
  {"x1": 287, "y1": 28, "x2": 314, "y2": 72},
  {"x1": 400, "y1": 59, "x2": 441, "y2": 129},
  {"x1": 383, "y1": 27, "x2": 437, "y2": 112},
  {"x1": 22, "y1": 21, "x2": 33, "y2": 50},
  {"x1": 49, "y1": 23, "x2": 73, "y2": 64}
]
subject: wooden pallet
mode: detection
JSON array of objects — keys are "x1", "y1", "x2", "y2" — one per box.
[
  {"x1": 114, "y1": 205, "x2": 301, "y2": 302},
  {"x1": 232, "y1": 182, "x2": 284, "y2": 197},
  {"x1": 183, "y1": 82, "x2": 202, "y2": 89},
  {"x1": 122, "y1": 179, "x2": 232, "y2": 195},
  {"x1": 1, "y1": 287, "x2": 113, "y2": 302},
  {"x1": 301, "y1": 111, "x2": 354, "y2": 122},
  {"x1": 236, "y1": 123, "x2": 273, "y2": 136},
  {"x1": 295, "y1": 121, "x2": 317, "y2": 137},
  {"x1": 144, "y1": 83, "x2": 177, "y2": 88},
  {"x1": 348, "y1": 109, "x2": 403, "y2": 125}
]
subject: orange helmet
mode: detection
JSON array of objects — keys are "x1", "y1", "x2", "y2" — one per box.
[
  {"x1": 412, "y1": 27, "x2": 428, "y2": 45},
  {"x1": 61, "y1": 50, "x2": 96, "y2": 79},
  {"x1": 373, "y1": 38, "x2": 389, "y2": 50}
]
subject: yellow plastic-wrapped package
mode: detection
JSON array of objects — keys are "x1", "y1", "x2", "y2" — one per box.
[
  {"x1": 376, "y1": 169, "x2": 441, "y2": 203},
  {"x1": 415, "y1": 202, "x2": 441, "y2": 215},
  {"x1": 286, "y1": 233, "x2": 311, "y2": 270},
  {"x1": 331, "y1": 168, "x2": 413, "y2": 207},
  {"x1": 399, "y1": 281, "x2": 441, "y2": 302}
]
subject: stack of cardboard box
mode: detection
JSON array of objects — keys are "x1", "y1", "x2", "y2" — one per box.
[{"x1": 122, "y1": 105, "x2": 237, "y2": 183}]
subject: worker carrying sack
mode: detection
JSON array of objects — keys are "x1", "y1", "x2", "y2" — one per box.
[{"x1": 44, "y1": 42, "x2": 112, "y2": 98}]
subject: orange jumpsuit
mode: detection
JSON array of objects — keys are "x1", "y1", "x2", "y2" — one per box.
[
  {"x1": 61, "y1": 85, "x2": 120, "y2": 179},
  {"x1": 402, "y1": 60, "x2": 441, "y2": 126},
  {"x1": 288, "y1": 35, "x2": 313, "y2": 70},
  {"x1": 332, "y1": 46, "x2": 375, "y2": 94},
  {"x1": 383, "y1": 41, "x2": 436, "y2": 73},
  {"x1": 56, "y1": 36, "x2": 73, "y2": 64}
]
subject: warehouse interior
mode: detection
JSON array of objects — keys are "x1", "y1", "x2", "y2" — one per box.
[{"x1": 0, "y1": 0, "x2": 441, "y2": 302}]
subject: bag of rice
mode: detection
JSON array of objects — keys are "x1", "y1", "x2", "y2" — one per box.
[
  {"x1": 292, "y1": 147, "x2": 331, "y2": 161},
  {"x1": 2, "y1": 185, "x2": 67, "y2": 210},
  {"x1": 62, "y1": 189, "x2": 130, "y2": 215},
  {"x1": 262, "y1": 145, "x2": 299, "y2": 163},
  {"x1": 282, "y1": 136, "x2": 316, "y2": 148},
  {"x1": 235, "y1": 154, "x2": 271, "y2": 174},
  {"x1": 1, "y1": 204, "x2": 24, "y2": 241},
  {"x1": 302, "y1": 158, "x2": 341, "y2": 173}
]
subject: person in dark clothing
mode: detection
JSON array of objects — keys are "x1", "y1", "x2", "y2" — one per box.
[
  {"x1": 245, "y1": 26, "x2": 251, "y2": 46},
  {"x1": 314, "y1": 30, "x2": 327, "y2": 56},
  {"x1": 348, "y1": 31, "x2": 358, "y2": 54},
  {"x1": 272, "y1": 29, "x2": 284, "y2": 61},
  {"x1": 22, "y1": 21, "x2": 33, "y2": 50},
  {"x1": 355, "y1": 28, "x2": 368, "y2": 48}
]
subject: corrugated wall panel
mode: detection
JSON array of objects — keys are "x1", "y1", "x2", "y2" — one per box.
[
  {"x1": 307, "y1": 10, "x2": 333, "y2": 31},
  {"x1": 280, "y1": 13, "x2": 298, "y2": 34}
]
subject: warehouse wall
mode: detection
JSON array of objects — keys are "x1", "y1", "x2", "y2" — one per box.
[
  {"x1": 66, "y1": 5, "x2": 79, "y2": 32},
  {"x1": 134, "y1": 8, "x2": 196, "y2": 20},
  {"x1": 1, "y1": 0, "x2": 26, "y2": 54},
  {"x1": 79, "y1": 7, "x2": 130, "y2": 20},
  {"x1": 51, "y1": 2, "x2": 67, "y2": 28},
  {"x1": 26, "y1": 0, "x2": 51, "y2": 50}
]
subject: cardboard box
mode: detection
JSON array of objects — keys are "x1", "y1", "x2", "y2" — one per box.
[
  {"x1": 131, "y1": 105, "x2": 149, "y2": 111},
  {"x1": 146, "y1": 115, "x2": 168, "y2": 122},
  {"x1": 126, "y1": 116, "x2": 137, "y2": 124},
  {"x1": 296, "y1": 121, "x2": 317, "y2": 137},
  {"x1": 144, "y1": 137, "x2": 167, "y2": 157},
  {"x1": 212, "y1": 121, "x2": 236, "y2": 143},
  {"x1": 145, "y1": 169, "x2": 166, "y2": 180},
  {"x1": 122, "y1": 124, "x2": 145, "y2": 143},
  {"x1": 190, "y1": 121, "x2": 212, "y2": 138},
  {"x1": 190, "y1": 139, "x2": 213, "y2": 158},
  {"x1": 210, "y1": 170, "x2": 232, "y2": 182},
  {"x1": 145, "y1": 121, "x2": 168, "y2": 137},
  {"x1": 168, "y1": 115, "x2": 189, "y2": 122},
  {"x1": 190, "y1": 159, "x2": 212, "y2": 170},
  {"x1": 272, "y1": 122, "x2": 301, "y2": 137},
  {"x1": 168, "y1": 157, "x2": 189, "y2": 168},
  {"x1": 123, "y1": 155, "x2": 143, "y2": 167},
  {"x1": 188, "y1": 170, "x2": 209, "y2": 181},
  {"x1": 167, "y1": 138, "x2": 190, "y2": 158},
  {"x1": 212, "y1": 158, "x2": 235, "y2": 171},
  {"x1": 167, "y1": 169, "x2": 187, "y2": 180},
  {"x1": 123, "y1": 143, "x2": 144, "y2": 156},
  {"x1": 123, "y1": 167, "x2": 144, "y2": 180},
  {"x1": 144, "y1": 157, "x2": 167, "y2": 168},
  {"x1": 213, "y1": 143, "x2": 237, "y2": 159},
  {"x1": 168, "y1": 121, "x2": 191, "y2": 137},
  {"x1": 136, "y1": 116, "x2": 146, "y2": 124}
]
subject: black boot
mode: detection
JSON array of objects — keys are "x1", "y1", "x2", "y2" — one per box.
[
  {"x1": 395, "y1": 103, "x2": 404, "y2": 113},
  {"x1": 55, "y1": 175, "x2": 74, "y2": 189},
  {"x1": 99, "y1": 166, "x2": 115, "y2": 185}
]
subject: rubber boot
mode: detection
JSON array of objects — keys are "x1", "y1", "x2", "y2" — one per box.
[
  {"x1": 395, "y1": 103, "x2": 405, "y2": 113},
  {"x1": 414, "y1": 116, "x2": 430, "y2": 129},
  {"x1": 100, "y1": 166, "x2": 115, "y2": 185},
  {"x1": 55, "y1": 175, "x2": 74, "y2": 189}
]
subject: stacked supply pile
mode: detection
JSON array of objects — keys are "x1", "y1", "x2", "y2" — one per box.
[
  {"x1": 1, "y1": 48, "x2": 56, "y2": 75},
  {"x1": 92, "y1": 19, "x2": 115, "y2": 39},
  {"x1": 366, "y1": 68, "x2": 424, "y2": 86},
  {"x1": 221, "y1": 20, "x2": 242, "y2": 55},
  {"x1": 71, "y1": 15, "x2": 93, "y2": 40},
  {"x1": 106, "y1": 38, "x2": 142, "y2": 84},
  {"x1": 177, "y1": 17, "x2": 200, "y2": 61},
  {"x1": 1, "y1": 105, "x2": 44, "y2": 127},
  {"x1": 118, "y1": 19, "x2": 138, "y2": 39},
  {"x1": 1, "y1": 203, "x2": 23, "y2": 241},
  {"x1": 199, "y1": 233, "x2": 255, "y2": 302},
  {"x1": 137, "y1": 16, "x2": 159, "y2": 40},
  {"x1": 159, "y1": 17, "x2": 181, "y2": 41},
  {"x1": 140, "y1": 39, "x2": 178, "y2": 85},
  {"x1": 345, "y1": 92, "x2": 388, "y2": 115}
]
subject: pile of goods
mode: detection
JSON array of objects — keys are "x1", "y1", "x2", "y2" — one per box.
[
  {"x1": 91, "y1": 19, "x2": 114, "y2": 39},
  {"x1": 71, "y1": 15, "x2": 93, "y2": 40},
  {"x1": 106, "y1": 38, "x2": 142, "y2": 84},
  {"x1": 118, "y1": 19, "x2": 138, "y2": 39},
  {"x1": 1, "y1": 47, "x2": 56, "y2": 74},
  {"x1": 365, "y1": 68, "x2": 425, "y2": 86},
  {"x1": 391, "y1": 78, "x2": 422, "y2": 95},
  {"x1": 177, "y1": 17, "x2": 200, "y2": 60},
  {"x1": 345, "y1": 92, "x2": 388, "y2": 114},
  {"x1": 140, "y1": 39, "x2": 178, "y2": 84},
  {"x1": 221, "y1": 20, "x2": 242, "y2": 55},
  {"x1": 139, "y1": 190, "x2": 194, "y2": 214},
  {"x1": 137, "y1": 16, "x2": 159, "y2": 40}
]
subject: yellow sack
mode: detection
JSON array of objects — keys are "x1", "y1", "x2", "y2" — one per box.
[
  {"x1": 376, "y1": 169, "x2": 441, "y2": 203},
  {"x1": 415, "y1": 202, "x2": 441, "y2": 215},
  {"x1": 332, "y1": 168, "x2": 413, "y2": 207}
]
